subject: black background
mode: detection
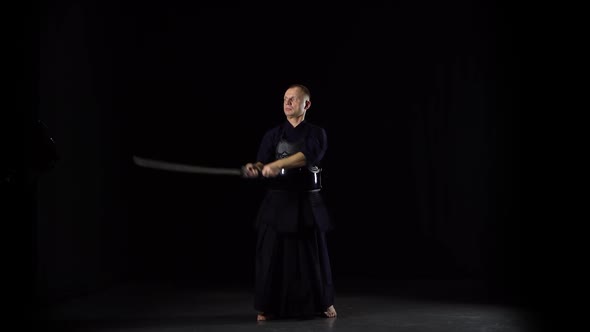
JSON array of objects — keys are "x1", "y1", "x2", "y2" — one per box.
[{"x1": 22, "y1": 0, "x2": 528, "y2": 323}]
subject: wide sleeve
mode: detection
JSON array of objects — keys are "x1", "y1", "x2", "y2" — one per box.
[{"x1": 300, "y1": 126, "x2": 327, "y2": 165}]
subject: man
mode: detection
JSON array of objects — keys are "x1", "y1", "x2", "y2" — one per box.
[{"x1": 243, "y1": 84, "x2": 337, "y2": 321}]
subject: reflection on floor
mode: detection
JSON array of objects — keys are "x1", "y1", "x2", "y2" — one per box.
[{"x1": 35, "y1": 279, "x2": 547, "y2": 332}]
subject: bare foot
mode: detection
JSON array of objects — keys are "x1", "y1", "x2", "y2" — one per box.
[
  {"x1": 257, "y1": 312, "x2": 272, "y2": 321},
  {"x1": 324, "y1": 305, "x2": 337, "y2": 318}
]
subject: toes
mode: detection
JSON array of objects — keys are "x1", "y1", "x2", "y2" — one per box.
[{"x1": 257, "y1": 313, "x2": 273, "y2": 321}]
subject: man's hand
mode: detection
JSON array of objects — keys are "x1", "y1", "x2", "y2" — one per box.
[
  {"x1": 242, "y1": 162, "x2": 263, "y2": 178},
  {"x1": 261, "y1": 164, "x2": 281, "y2": 178}
]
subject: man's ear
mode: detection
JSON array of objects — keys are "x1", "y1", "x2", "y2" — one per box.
[{"x1": 304, "y1": 100, "x2": 311, "y2": 110}]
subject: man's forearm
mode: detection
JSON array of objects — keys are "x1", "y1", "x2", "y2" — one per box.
[{"x1": 270, "y1": 152, "x2": 306, "y2": 170}]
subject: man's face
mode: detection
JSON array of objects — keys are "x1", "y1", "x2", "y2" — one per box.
[{"x1": 283, "y1": 87, "x2": 308, "y2": 118}]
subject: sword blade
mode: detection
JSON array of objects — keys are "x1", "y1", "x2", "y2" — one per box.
[{"x1": 133, "y1": 155, "x2": 243, "y2": 176}]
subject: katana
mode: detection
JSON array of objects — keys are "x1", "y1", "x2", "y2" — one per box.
[
  {"x1": 132, "y1": 155, "x2": 323, "y2": 191},
  {"x1": 132, "y1": 155, "x2": 245, "y2": 176}
]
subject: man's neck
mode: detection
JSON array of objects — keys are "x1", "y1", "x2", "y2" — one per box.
[{"x1": 287, "y1": 115, "x2": 305, "y2": 127}]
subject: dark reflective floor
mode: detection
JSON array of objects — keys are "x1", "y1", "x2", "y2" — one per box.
[{"x1": 35, "y1": 279, "x2": 546, "y2": 332}]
